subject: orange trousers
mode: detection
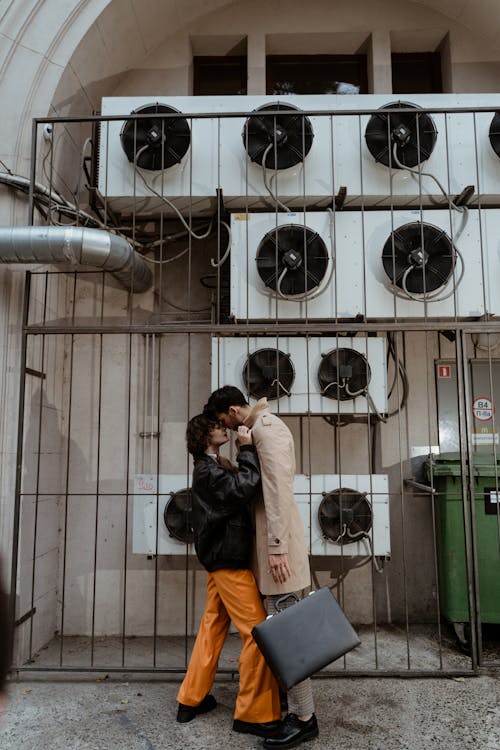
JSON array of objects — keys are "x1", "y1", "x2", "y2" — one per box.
[{"x1": 177, "y1": 568, "x2": 280, "y2": 722}]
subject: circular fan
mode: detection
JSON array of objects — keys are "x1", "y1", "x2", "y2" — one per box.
[
  {"x1": 163, "y1": 489, "x2": 194, "y2": 543},
  {"x1": 489, "y1": 112, "x2": 500, "y2": 158},
  {"x1": 365, "y1": 101, "x2": 437, "y2": 168},
  {"x1": 318, "y1": 488, "x2": 372, "y2": 543},
  {"x1": 242, "y1": 103, "x2": 314, "y2": 169},
  {"x1": 243, "y1": 348, "x2": 295, "y2": 400},
  {"x1": 256, "y1": 224, "x2": 329, "y2": 296},
  {"x1": 120, "y1": 103, "x2": 191, "y2": 171},
  {"x1": 318, "y1": 348, "x2": 371, "y2": 401},
  {"x1": 382, "y1": 222, "x2": 455, "y2": 295}
]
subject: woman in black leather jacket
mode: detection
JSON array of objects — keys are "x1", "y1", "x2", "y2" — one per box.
[
  {"x1": 191, "y1": 429, "x2": 258, "y2": 572},
  {"x1": 176, "y1": 413, "x2": 281, "y2": 739}
]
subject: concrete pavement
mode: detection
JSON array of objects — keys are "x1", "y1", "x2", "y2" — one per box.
[{"x1": 1, "y1": 671, "x2": 499, "y2": 750}]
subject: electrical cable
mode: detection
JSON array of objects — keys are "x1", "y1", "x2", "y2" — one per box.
[
  {"x1": 210, "y1": 221, "x2": 231, "y2": 268},
  {"x1": 389, "y1": 142, "x2": 469, "y2": 303},
  {"x1": 275, "y1": 208, "x2": 336, "y2": 301},
  {"x1": 144, "y1": 246, "x2": 191, "y2": 265},
  {"x1": 133, "y1": 145, "x2": 214, "y2": 240},
  {"x1": 385, "y1": 332, "x2": 410, "y2": 416},
  {"x1": 261, "y1": 143, "x2": 291, "y2": 212}
]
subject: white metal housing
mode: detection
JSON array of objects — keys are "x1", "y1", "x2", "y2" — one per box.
[
  {"x1": 132, "y1": 473, "x2": 390, "y2": 558},
  {"x1": 329, "y1": 93, "x2": 500, "y2": 207},
  {"x1": 229, "y1": 211, "x2": 363, "y2": 320},
  {"x1": 218, "y1": 94, "x2": 338, "y2": 211},
  {"x1": 295, "y1": 474, "x2": 391, "y2": 557},
  {"x1": 132, "y1": 474, "x2": 194, "y2": 555},
  {"x1": 211, "y1": 335, "x2": 388, "y2": 415},
  {"x1": 98, "y1": 96, "x2": 223, "y2": 215},
  {"x1": 334, "y1": 208, "x2": 494, "y2": 319},
  {"x1": 98, "y1": 95, "x2": 500, "y2": 215}
]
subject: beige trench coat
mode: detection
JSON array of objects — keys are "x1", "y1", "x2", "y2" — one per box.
[{"x1": 244, "y1": 398, "x2": 310, "y2": 596}]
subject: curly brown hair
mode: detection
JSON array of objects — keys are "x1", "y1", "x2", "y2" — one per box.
[{"x1": 186, "y1": 413, "x2": 218, "y2": 457}]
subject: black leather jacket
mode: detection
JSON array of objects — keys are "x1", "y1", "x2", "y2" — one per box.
[{"x1": 191, "y1": 445, "x2": 261, "y2": 572}]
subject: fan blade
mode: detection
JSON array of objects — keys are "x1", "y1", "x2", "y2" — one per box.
[
  {"x1": 251, "y1": 350, "x2": 276, "y2": 370},
  {"x1": 320, "y1": 500, "x2": 340, "y2": 519},
  {"x1": 257, "y1": 255, "x2": 282, "y2": 268}
]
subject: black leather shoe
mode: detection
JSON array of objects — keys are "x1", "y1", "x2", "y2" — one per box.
[
  {"x1": 176, "y1": 694, "x2": 217, "y2": 723},
  {"x1": 263, "y1": 713, "x2": 319, "y2": 748},
  {"x1": 232, "y1": 718, "x2": 282, "y2": 738}
]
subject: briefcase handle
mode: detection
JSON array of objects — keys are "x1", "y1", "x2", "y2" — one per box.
[{"x1": 274, "y1": 592, "x2": 300, "y2": 612}]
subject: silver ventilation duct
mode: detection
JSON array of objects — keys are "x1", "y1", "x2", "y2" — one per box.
[{"x1": 0, "y1": 226, "x2": 153, "y2": 293}]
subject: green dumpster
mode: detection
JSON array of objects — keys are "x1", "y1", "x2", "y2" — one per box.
[{"x1": 425, "y1": 452, "x2": 500, "y2": 625}]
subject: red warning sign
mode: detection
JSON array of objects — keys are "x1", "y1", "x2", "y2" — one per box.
[
  {"x1": 472, "y1": 397, "x2": 494, "y2": 422},
  {"x1": 438, "y1": 365, "x2": 451, "y2": 379}
]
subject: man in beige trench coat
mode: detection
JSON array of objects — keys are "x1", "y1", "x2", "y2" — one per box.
[{"x1": 205, "y1": 386, "x2": 319, "y2": 749}]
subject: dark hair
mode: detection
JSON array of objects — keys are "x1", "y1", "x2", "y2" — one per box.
[
  {"x1": 186, "y1": 413, "x2": 218, "y2": 457},
  {"x1": 204, "y1": 386, "x2": 248, "y2": 417}
]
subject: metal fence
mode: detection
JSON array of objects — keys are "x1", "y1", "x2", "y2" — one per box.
[{"x1": 9, "y1": 99, "x2": 500, "y2": 675}]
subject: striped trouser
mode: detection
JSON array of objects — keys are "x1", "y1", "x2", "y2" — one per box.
[{"x1": 264, "y1": 590, "x2": 315, "y2": 718}]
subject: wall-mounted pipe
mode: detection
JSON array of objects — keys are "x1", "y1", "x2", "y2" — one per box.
[{"x1": 0, "y1": 226, "x2": 153, "y2": 293}]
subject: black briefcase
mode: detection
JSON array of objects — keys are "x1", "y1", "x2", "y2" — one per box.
[{"x1": 252, "y1": 586, "x2": 361, "y2": 690}]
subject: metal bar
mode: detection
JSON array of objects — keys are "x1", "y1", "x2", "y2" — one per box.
[
  {"x1": 121, "y1": 332, "x2": 133, "y2": 668},
  {"x1": 28, "y1": 272, "x2": 49, "y2": 659},
  {"x1": 23, "y1": 321, "x2": 500, "y2": 336},
  {"x1": 28, "y1": 120, "x2": 37, "y2": 223},
  {"x1": 183, "y1": 334, "x2": 192, "y2": 668},
  {"x1": 14, "y1": 607, "x2": 36, "y2": 627},
  {"x1": 59, "y1": 276, "x2": 78, "y2": 667},
  {"x1": 10, "y1": 271, "x2": 32, "y2": 664},
  {"x1": 11, "y1": 665, "x2": 478, "y2": 678},
  {"x1": 403, "y1": 479, "x2": 437, "y2": 495},
  {"x1": 90, "y1": 309, "x2": 106, "y2": 666},
  {"x1": 31, "y1": 104, "x2": 500, "y2": 125},
  {"x1": 396, "y1": 332, "x2": 412, "y2": 670},
  {"x1": 455, "y1": 331, "x2": 479, "y2": 670},
  {"x1": 25, "y1": 367, "x2": 46, "y2": 379},
  {"x1": 152, "y1": 334, "x2": 161, "y2": 668}
]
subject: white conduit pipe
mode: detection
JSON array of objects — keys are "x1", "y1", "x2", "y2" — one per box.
[{"x1": 0, "y1": 225, "x2": 153, "y2": 293}]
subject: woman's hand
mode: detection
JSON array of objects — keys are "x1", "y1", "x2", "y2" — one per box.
[{"x1": 236, "y1": 425, "x2": 253, "y2": 445}]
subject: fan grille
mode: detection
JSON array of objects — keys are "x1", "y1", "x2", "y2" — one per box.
[
  {"x1": 365, "y1": 101, "x2": 437, "y2": 169},
  {"x1": 120, "y1": 103, "x2": 191, "y2": 171},
  {"x1": 256, "y1": 224, "x2": 329, "y2": 296},
  {"x1": 164, "y1": 489, "x2": 194, "y2": 544},
  {"x1": 243, "y1": 349, "x2": 295, "y2": 401},
  {"x1": 318, "y1": 348, "x2": 371, "y2": 401},
  {"x1": 243, "y1": 103, "x2": 314, "y2": 170},
  {"x1": 489, "y1": 112, "x2": 500, "y2": 158},
  {"x1": 382, "y1": 222, "x2": 455, "y2": 294},
  {"x1": 318, "y1": 488, "x2": 372, "y2": 543}
]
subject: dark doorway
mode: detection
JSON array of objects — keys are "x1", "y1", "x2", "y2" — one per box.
[
  {"x1": 193, "y1": 56, "x2": 247, "y2": 95},
  {"x1": 391, "y1": 52, "x2": 443, "y2": 94},
  {"x1": 266, "y1": 55, "x2": 367, "y2": 95}
]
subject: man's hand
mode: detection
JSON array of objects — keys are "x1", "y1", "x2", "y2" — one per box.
[{"x1": 268, "y1": 553, "x2": 291, "y2": 584}]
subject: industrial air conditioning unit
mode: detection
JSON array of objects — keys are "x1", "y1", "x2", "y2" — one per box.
[
  {"x1": 229, "y1": 211, "x2": 363, "y2": 320},
  {"x1": 475, "y1": 105, "x2": 500, "y2": 203},
  {"x1": 132, "y1": 474, "x2": 194, "y2": 554},
  {"x1": 352, "y1": 208, "x2": 495, "y2": 318},
  {"x1": 218, "y1": 95, "x2": 338, "y2": 210},
  {"x1": 211, "y1": 336, "x2": 388, "y2": 416},
  {"x1": 294, "y1": 474, "x2": 390, "y2": 557},
  {"x1": 98, "y1": 96, "x2": 223, "y2": 215},
  {"x1": 328, "y1": 93, "x2": 500, "y2": 207}
]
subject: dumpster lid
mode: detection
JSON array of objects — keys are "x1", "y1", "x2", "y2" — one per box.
[{"x1": 425, "y1": 451, "x2": 500, "y2": 478}]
